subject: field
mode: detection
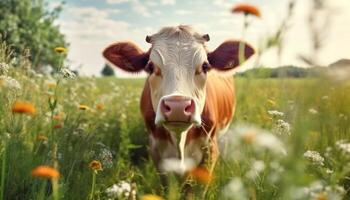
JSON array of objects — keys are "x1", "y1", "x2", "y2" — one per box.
[{"x1": 1, "y1": 53, "x2": 350, "y2": 200}]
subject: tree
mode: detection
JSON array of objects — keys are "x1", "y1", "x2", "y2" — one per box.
[
  {"x1": 0, "y1": 0, "x2": 68, "y2": 70},
  {"x1": 101, "y1": 64, "x2": 115, "y2": 76}
]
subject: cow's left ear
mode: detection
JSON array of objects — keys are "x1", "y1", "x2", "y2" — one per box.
[
  {"x1": 103, "y1": 42, "x2": 149, "y2": 72},
  {"x1": 208, "y1": 40, "x2": 255, "y2": 71}
]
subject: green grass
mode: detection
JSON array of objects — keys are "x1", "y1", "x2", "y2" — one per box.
[{"x1": 1, "y1": 55, "x2": 350, "y2": 199}]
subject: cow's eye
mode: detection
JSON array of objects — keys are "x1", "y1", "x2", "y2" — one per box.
[
  {"x1": 145, "y1": 62, "x2": 161, "y2": 76},
  {"x1": 145, "y1": 62, "x2": 154, "y2": 74},
  {"x1": 202, "y1": 62, "x2": 210, "y2": 73}
]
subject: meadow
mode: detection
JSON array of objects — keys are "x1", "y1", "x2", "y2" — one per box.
[{"x1": 0, "y1": 41, "x2": 349, "y2": 200}]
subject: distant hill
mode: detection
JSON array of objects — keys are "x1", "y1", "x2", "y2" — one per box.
[{"x1": 236, "y1": 66, "x2": 326, "y2": 78}]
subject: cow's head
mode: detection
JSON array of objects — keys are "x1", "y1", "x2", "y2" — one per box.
[{"x1": 103, "y1": 25, "x2": 254, "y2": 133}]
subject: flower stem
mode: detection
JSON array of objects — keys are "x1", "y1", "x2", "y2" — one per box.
[
  {"x1": 89, "y1": 171, "x2": 96, "y2": 200},
  {"x1": 0, "y1": 142, "x2": 7, "y2": 200}
]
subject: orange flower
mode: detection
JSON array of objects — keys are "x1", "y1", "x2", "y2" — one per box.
[
  {"x1": 96, "y1": 103, "x2": 104, "y2": 110},
  {"x1": 242, "y1": 131, "x2": 256, "y2": 144},
  {"x1": 12, "y1": 101, "x2": 36, "y2": 115},
  {"x1": 31, "y1": 166, "x2": 60, "y2": 179},
  {"x1": 53, "y1": 114, "x2": 61, "y2": 121},
  {"x1": 231, "y1": 3, "x2": 261, "y2": 18},
  {"x1": 188, "y1": 167, "x2": 212, "y2": 184},
  {"x1": 89, "y1": 160, "x2": 102, "y2": 171},
  {"x1": 141, "y1": 194, "x2": 164, "y2": 200},
  {"x1": 37, "y1": 135, "x2": 48, "y2": 141}
]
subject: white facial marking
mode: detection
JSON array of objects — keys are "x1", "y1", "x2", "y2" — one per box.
[{"x1": 148, "y1": 26, "x2": 208, "y2": 127}]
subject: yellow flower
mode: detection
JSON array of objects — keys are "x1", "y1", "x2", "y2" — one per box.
[
  {"x1": 31, "y1": 166, "x2": 60, "y2": 179},
  {"x1": 267, "y1": 99, "x2": 276, "y2": 106},
  {"x1": 140, "y1": 194, "x2": 164, "y2": 200},
  {"x1": 47, "y1": 82, "x2": 57, "y2": 89},
  {"x1": 37, "y1": 135, "x2": 48, "y2": 141},
  {"x1": 188, "y1": 167, "x2": 212, "y2": 184},
  {"x1": 79, "y1": 105, "x2": 90, "y2": 111},
  {"x1": 12, "y1": 101, "x2": 36, "y2": 115},
  {"x1": 54, "y1": 47, "x2": 67, "y2": 54},
  {"x1": 89, "y1": 160, "x2": 102, "y2": 171}
]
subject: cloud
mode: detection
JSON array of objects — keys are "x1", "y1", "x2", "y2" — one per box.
[
  {"x1": 106, "y1": 0, "x2": 151, "y2": 17},
  {"x1": 161, "y1": 0, "x2": 176, "y2": 5},
  {"x1": 174, "y1": 9, "x2": 192, "y2": 15},
  {"x1": 106, "y1": 0, "x2": 130, "y2": 4}
]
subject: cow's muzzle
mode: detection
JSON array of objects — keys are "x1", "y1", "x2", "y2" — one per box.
[{"x1": 160, "y1": 95, "x2": 195, "y2": 124}]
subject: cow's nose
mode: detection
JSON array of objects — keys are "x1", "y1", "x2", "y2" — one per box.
[{"x1": 160, "y1": 96, "x2": 195, "y2": 122}]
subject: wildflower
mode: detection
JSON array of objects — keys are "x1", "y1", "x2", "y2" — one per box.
[
  {"x1": 141, "y1": 194, "x2": 164, "y2": 200},
  {"x1": 79, "y1": 105, "x2": 90, "y2": 110},
  {"x1": 37, "y1": 135, "x2": 48, "y2": 141},
  {"x1": 96, "y1": 103, "x2": 104, "y2": 110},
  {"x1": 53, "y1": 124, "x2": 62, "y2": 129},
  {"x1": 98, "y1": 148, "x2": 113, "y2": 169},
  {"x1": 0, "y1": 62, "x2": 9, "y2": 75},
  {"x1": 309, "y1": 108, "x2": 318, "y2": 114},
  {"x1": 273, "y1": 119, "x2": 291, "y2": 135},
  {"x1": 268, "y1": 110, "x2": 284, "y2": 117},
  {"x1": 105, "y1": 181, "x2": 134, "y2": 199},
  {"x1": 46, "y1": 82, "x2": 57, "y2": 89},
  {"x1": 12, "y1": 101, "x2": 36, "y2": 115},
  {"x1": 60, "y1": 68, "x2": 76, "y2": 79},
  {"x1": 53, "y1": 114, "x2": 61, "y2": 121},
  {"x1": 220, "y1": 124, "x2": 286, "y2": 161},
  {"x1": 246, "y1": 160, "x2": 265, "y2": 179},
  {"x1": 188, "y1": 167, "x2": 212, "y2": 184},
  {"x1": 160, "y1": 158, "x2": 195, "y2": 175},
  {"x1": 54, "y1": 47, "x2": 67, "y2": 54},
  {"x1": 0, "y1": 75, "x2": 21, "y2": 91},
  {"x1": 303, "y1": 150, "x2": 324, "y2": 166},
  {"x1": 31, "y1": 166, "x2": 60, "y2": 179},
  {"x1": 231, "y1": 3, "x2": 261, "y2": 18},
  {"x1": 89, "y1": 160, "x2": 102, "y2": 171},
  {"x1": 221, "y1": 178, "x2": 247, "y2": 200},
  {"x1": 242, "y1": 130, "x2": 256, "y2": 144},
  {"x1": 267, "y1": 99, "x2": 276, "y2": 106},
  {"x1": 335, "y1": 140, "x2": 350, "y2": 154}
]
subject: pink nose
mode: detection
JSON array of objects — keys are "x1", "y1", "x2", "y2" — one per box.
[{"x1": 160, "y1": 96, "x2": 195, "y2": 122}]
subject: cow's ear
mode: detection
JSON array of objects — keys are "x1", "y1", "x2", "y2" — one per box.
[
  {"x1": 103, "y1": 42, "x2": 149, "y2": 72},
  {"x1": 208, "y1": 40, "x2": 255, "y2": 71}
]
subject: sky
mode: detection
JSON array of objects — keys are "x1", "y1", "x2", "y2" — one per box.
[{"x1": 53, "y1": 0, "x2": 350, "y2": 76}]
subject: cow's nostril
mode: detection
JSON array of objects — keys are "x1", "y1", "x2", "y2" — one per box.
[
  {"x1": 162, "y1": 100, "x2": 171, "y2": 113},
  {"x1": 184, "y1": 100, "x2": 195, "y2": 114}
]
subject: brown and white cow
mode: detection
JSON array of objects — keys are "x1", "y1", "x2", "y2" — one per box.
[{"x1": 103, "y1": 25, "x2": 254, "y2": 176}]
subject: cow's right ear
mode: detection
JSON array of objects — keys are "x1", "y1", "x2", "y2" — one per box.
[{"x1": 103, "y1": 42, "x2": 149, "y2": 72}]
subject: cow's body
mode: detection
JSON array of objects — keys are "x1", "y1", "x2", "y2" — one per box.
[
  {"x1": 141, "y1": 71, "x2": 235, "y2": 170},
  {"x1": 103, "y1": 25, "x2": 254, "y2": 177}
]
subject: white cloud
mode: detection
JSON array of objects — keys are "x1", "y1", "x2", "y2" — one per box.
[
  {"x1": 174, "y1": 9, "x2": 192, "y2": 15},
  {"x1": 106, "y1": 0, "x2": 130, "y2": 4},
  {"x1": 161, "y1": 0, "x2": 176, "y2": 5}
]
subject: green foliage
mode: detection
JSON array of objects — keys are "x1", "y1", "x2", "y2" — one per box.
[
  {"x1": 0, "y1": 0, "x2": 67, "y2": 70},
  {"x1": 237, "y1": 66, "x2": 328, "y2": 78},
  {"x1": 101, "y1": 64, "x2": 115, "y2": 77}
]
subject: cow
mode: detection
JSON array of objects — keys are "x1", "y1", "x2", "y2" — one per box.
[{"x1": 103, "y1": 25, "x2": 254, "y2": 180}]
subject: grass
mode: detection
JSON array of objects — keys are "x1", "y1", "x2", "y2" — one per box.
[{"x1": 1, "y1": 48, "x2": 350, "y2": 199}]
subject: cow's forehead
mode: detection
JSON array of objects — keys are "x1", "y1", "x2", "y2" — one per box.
[{"x1": 148, "y1": 25, "x2": 208, "y2": 67}]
